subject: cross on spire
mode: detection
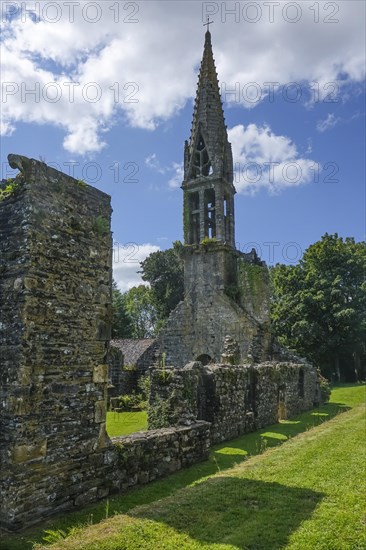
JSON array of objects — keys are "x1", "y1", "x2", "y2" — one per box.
[{"x1": 203, "y1": 16, "x2": 214, "y2": 32}]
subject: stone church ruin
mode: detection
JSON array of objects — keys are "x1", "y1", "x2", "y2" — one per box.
[{"x1": 0, "y1": 30, "x2": 320, "y2": 532}]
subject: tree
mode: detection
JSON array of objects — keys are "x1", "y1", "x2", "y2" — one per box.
[
  {"x1": 271, "y1": 234, "x2": 366, "y2": 381},
  {"x1": 123, "y1": 285, "x2": 158, "y2": 338},
  {"x1": 140, "y1": 243, "x2": 184, "y2": 329},
  {"x1": 112, "y1": 280, "x2": 133, "y2": 338}
]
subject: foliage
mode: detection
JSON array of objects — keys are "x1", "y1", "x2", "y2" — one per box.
[
  {"x1": 92, "y1": 215, "x2": 109, "y2": 235},
  {"x1": 147, "y1": 395, "x2": 173, "y2": 429},
  {"x1": 123, "y1": 285, "x2": 158, "y2": 338},
  {"x1": 75, "y1": 179, "x2": 87, "y2": 188},
  {"x1": 200, "y1": 236, "x2": 218, "y2": 245},
  {"x1": 112, "y1": 281, "x2": 158, "y2": 338},
  {"x1": 140, "y1": 245, "x2": 184, "y2": 327},
  {"x1": 40, "y1": 527, "x2": 82, "y2": 545},
  {"x1": 0, "y1": 179, "x2": 19, "y2": 201},
  {"x1": 138, "y1": 374, "x2": 151, "y2": 405},
  {"x1": 318, "y1": 372, "x2": 331, "y2": 403},
  {"x1": 22, "y1": 385, "x2": 366, "y2": 550},
  {"x1": 111, "y1": 280, "x2": 133, "y2": 339},
  {"x1": 116, "y1": 394, "x2": 144, "y2": 411},
  {"x1": 224, "y1": 283, "x2": 241, "y2": 302},
  {"x1": 271, "y1": 234, "x2": 366, "y2": 381}
]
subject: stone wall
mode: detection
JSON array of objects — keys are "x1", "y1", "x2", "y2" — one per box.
[
  {"x1": 0, "y1": 156, "x2": 114, "y2": 530},
  {"x1": 106, "y1": 345, "x2": 139, "y2": 399},
  {"x1": 0, "y1": 156, "x2": 212, "y2": 531},
  {"x1": 110, "y1": 422, "x2": 211, "y2": 490},
  {"x1": 159, "y1": 243, "x2": 272, "y2": 368},
  {"x1": 148, "y1": 361, "x2": 319, "y2": 444},
  {"x1": 107, "y1": 339, "x2": 159, "y2": 398}
]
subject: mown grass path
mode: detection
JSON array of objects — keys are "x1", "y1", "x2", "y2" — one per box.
[{"x1": 3, "y1": 385, "x2": 365, "y2": 550}]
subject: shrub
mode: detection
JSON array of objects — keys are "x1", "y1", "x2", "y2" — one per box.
[{"x1": 318, "y1": 371, "x2": 331, "y2": 403}]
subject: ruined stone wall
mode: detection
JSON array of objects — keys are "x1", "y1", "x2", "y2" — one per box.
[
  {"x1": 160, "y1": 293, "x2": 258, "y2": 367},
  {"x1": 0, "y1": 157, "x2": 212, "y2": 531},
  {"x1": 0, "y1": 157, "x2": 113, "y2": 530},
  {"x1": 111, "y1": 422, "x2": 210, "y2": 490},
  {"x1": 159, "y1": 244, "x2": 272, "y2": 367},
  {"x1": 106, "y1": 345, "x2": 139, "y2": 399},
  {"x1": 148, "y1": 362, "x2": 319, "y2": 444}
]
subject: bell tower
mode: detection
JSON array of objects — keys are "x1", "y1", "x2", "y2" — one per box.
[
  {"x1": 183, "y1": 29, "x2": 235, "y2": 248},
  {"x1": 159, "y1": 27, "x2": 271, "y2": 368}
]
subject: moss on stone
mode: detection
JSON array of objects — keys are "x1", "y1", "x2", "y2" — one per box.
[
  {"x1": 238, "y1": 259, "x2": 269, "y2": 313},
  {"x1": 0, "y1": 177, "x2": 22, "y2": 201},
  {"x1": 92, "y1": 215, "x2": 109, "y2": 236},
  {"x1": 183, "y1": 193, "x2": 190, "y2": 242}
]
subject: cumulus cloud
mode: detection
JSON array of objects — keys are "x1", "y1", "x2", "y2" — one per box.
[
  {"x1": 145, "y1": 153, "x2": 167, "y2": 174},
  {"x1": 168, "y1": 162, "x2": 184, "y2": 189},
  {"x1": 1, "y1": 0, "x2": 364, "y2": 154},
  {"x1": 316, "y1": 113, "x2": 340, "y2": 133},
  {"x1": 144, "y1": 154, "x2": 183, "y2": 188},
  {"x1": 228, "y1": 124, "x2": 318, "y2": 194},
  {"x1": 112, "y1": 242, "x2": 160, "y2": 292}
]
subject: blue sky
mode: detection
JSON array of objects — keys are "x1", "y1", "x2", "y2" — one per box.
[{"x1": 1, "y1": 1, "x2": 365, "y2": 290}]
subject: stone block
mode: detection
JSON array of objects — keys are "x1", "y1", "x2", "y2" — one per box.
[
  {"x1": 93, "y1": 364, "x2": 108, "y2": 383},
  {"x1": 12, "y1": 439, "x2": 47, "y2": 464},
  {"x1": 94, "y1": 400, "x2": 106, "y2": 423}
]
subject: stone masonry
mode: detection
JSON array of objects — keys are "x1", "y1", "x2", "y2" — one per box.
[
  {"x1": 0, "y1": 156, "x2": 211, "y2": 532},
  {"x1": 0, "y1": 155, "x2": 113, "y2": 529},
  {"x1": 159, "y1": 29, "x2": 273, "y2": 367},
  {"x1": 148, "y1": 361, "x2": 320, "y2": 444}
]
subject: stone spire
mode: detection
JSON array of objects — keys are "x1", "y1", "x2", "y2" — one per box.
[
  {"x1": 182, "y1": 29, "x2": 235, "y2": 247},
  {"x1": 184, "y1": 30, "x2": 233, "y2": 184}
]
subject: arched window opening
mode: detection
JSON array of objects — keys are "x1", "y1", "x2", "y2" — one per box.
[
  {"x1": 298, "y1": 368, "x2": 305, "y2": 398},
  {"x1": 204, "y1": 189, "x2": 216, "y2": 239},
  {"x1": 196, "y1": 354, "x2": 212, "y2": 366},
  {"x1": 189, "y1": 192, "x2": 200, "y2": 244},
  {"x1": 193, "y1": 134, "x2": 211, "y2": 177}
]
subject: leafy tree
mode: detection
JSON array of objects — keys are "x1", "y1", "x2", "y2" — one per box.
[
  {"x1": 112, "y1": 280, "x2": 133, "y2": 338},
  {"x1": 123, "y1": 285, "x2": 158, "y2": 338},
  {"x1": 271, "y1": 234, "x2": 366, "y2": 381},
  {"x1": 140, "y1": 243, "x2": 184, "y2": 329}
]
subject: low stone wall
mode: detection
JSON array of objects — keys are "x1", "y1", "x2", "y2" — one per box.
[
  {"x1": 148, "y1": 361, "x2": 319, "y2": 444},
  {"x1": 109, "y1": 422, "x2": 211, "y2": 490}
]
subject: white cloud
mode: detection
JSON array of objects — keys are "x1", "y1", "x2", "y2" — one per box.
[
  {"x1": 112, "y1": 242, "x2": 160, "y2": 292},
  {"x1": 168, "y1": 162, "x2": 184, "y2": 189},
  {"x1": 144, "y1": 154, "x2": 183, "y2": 189},
  {"x1": 145, "y1": 153, "x2": 167, "y2": 174},
  {"x1": 1, "y1": 0, "x2": 365, "y2": 153},
  {"x1": 228, "y1": 124, "x2": 318, "y2": 194},
  {"x1": 316, "y1": 113, "x2": 340, "y2": 133}
]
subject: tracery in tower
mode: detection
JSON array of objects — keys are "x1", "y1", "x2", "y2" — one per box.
[{"x1": 193, "y1": 133, "x2": 211, "y2": 177}]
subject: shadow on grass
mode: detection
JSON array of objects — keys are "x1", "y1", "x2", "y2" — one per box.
[
  {"x1": 0, "y1": 400, "x2": 351, "y2": 550},
  {"x1": 210, "y1": 401, "x2": 351, "y2": 469},
  {"x1": 132, "y1": 476, "x2": 324, "y2": 549}
]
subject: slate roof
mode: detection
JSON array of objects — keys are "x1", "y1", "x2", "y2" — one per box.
[{"x1": 111, "y1": 339, "x2": 156, "y2": 366}]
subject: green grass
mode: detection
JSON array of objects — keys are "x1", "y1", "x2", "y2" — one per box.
[
  {"x1": 106, "y1": 411, "x2": 147, "y2": 437},
  {"x1": 2, "y1": 384, "x2": 365, "y2": 550}
]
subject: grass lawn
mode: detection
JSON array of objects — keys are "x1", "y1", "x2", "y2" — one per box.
[
  {"x1": 106, "y1": 411, "x2": 147, "y2": 437},
  {"x1": 2, "y1": 384, "x2": 365, "y2": 550}
]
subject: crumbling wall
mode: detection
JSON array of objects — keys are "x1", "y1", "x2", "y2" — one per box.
[
  {"x1": 0, "y1": 156, "x2": 212, "y2": 532},
  {"x1": 111, "y1": 422, "x2": 210, "y2": 489},
  {"x1": 159, "y1": 244, "x2": 272, "y2": 367},
  {"x1": 148, "y1": 361, "x2": 319, "y2": 444},
  {"x1": 0, "y1": 156, "x2": 113, "y2": 530}
]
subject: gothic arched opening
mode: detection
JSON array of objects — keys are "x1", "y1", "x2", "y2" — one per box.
[
  {"x1": 193, "y1": 134, "x2": 211, "y2": 177},
  {"x1": 204, "y1": 188, "x2": 216, "y2": 239}
]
